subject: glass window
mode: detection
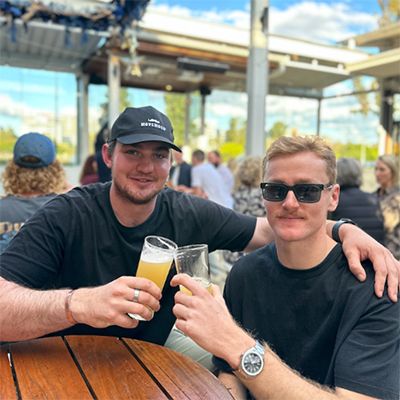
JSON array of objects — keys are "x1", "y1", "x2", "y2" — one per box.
[{"x1": 0, "y1": 66, "x2": 77, "y2": 164}]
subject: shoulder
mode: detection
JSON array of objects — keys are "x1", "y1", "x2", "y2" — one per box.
[
  {"x1": 60, "y1": 182, "x2": 109, "y2": 202},
  {"x1": 159, "y1": 187, "x2": 232, "y2": 212},
  {"x1": 33, "y1": 183, "x2": 110, "y2": 219},
  {"x1": 230, "y1": 244, "x2": 274, "y2": 276}
]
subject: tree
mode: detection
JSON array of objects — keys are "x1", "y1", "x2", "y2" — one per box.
[
  {"x1": 268, "y1": 121, "x2": 287, "y2": 140},
  {"x1": 0, "y1": 127, "x2": 17, "y2": 162},
  {"x1": 164, "y1": 93, "x2": 186, "y2": 147},
  {"x1": 378, "y1": 0, "x2": 400, "y2": 26},
  {"x1": 99, "y1": 87, "x2": 132, "y2": 124},
  {"x1": 217, "y1": 117, "x2": 246, "y2": 160}
]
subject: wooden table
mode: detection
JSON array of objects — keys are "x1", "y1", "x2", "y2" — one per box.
[{"x1": 0, "y1": 335, "x2": 233, "y2": 399}]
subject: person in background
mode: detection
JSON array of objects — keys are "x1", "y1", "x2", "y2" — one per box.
[
  {"x1": 169, "y1": 149, "x2": 191, "y2": 189},
  {"x1": 79, "y1": 154, "x2": 99, "y2": 186},
  {"x1": 0, "y1": 132, "x2": 68, "y2": 253},
  {"x1": 172, "y1": 136, "x2": 399, "y2": 400},
  {"x1": 191, "y1": 149, "x2": 233, "y2": 208},
  {"x1": 95, "y1": 123, "x2": 112, "y2": 183},
  {"x1": 208, "y1": 150, "x2": 234, "y2": 194},
  {"x1": 225, "y1": 156, "x2": 266, "y2": 265},
  {"x1": 375, "y1": 155, "x2": 400, "y2": 259},
  {"x1": 330, "y1": 157, "x2": 385, "y2": 244}
]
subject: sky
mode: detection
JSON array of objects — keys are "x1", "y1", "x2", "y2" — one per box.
[
  {"x1": 0, "y1": 0, "x2": 387, "y2": 150},
  {"x1": 150, "y1": 0, "x2": 381, "y2": 44}
]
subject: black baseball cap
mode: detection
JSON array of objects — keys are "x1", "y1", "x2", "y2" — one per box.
[{"x1": 110, "y1": 106, "x2": 182, "y2": 152}]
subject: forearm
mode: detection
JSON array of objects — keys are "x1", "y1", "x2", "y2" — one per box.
[
  {"x1": 233, "y1": 344, "x2": 370, "y2": 400},
  {"x1": 214, "y1": 325, "x2": 363, "y2": 400},
  {"x1": 240, "y1": 346, "x2": 336, "y2": 400},
  {"x1": 0, "y1": 278, "x2": 73, "y2": 341},
  {"x1": 244, "y1": 217, "x2": 275, "y2": 252}
]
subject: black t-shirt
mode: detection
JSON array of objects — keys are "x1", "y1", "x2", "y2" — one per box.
[
  {"x1": 0, "y1": 182, "x2": 256, "y2": 345},
  {"x1": 218, "y1": 244, "x2": 399, "y2": 399}
]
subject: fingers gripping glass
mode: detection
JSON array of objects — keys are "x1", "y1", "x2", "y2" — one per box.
[{"x1": 260, "y1": 183, "x2": 333, "y2": 203}]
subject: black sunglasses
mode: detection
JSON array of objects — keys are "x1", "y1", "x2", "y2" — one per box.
[{"x1": 260, "y1": 182, "x2": 333, "y2": 203}]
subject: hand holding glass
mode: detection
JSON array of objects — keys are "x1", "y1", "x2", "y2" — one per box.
[
  {"x1": 174, "y1": 244, "x2": 212, "y2": 295},
  {"x1": 129, "y1": 235, "x2": 177, "y2": 320}
]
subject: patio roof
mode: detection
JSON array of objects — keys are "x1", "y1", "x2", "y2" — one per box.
[
  {"x1": 0, "y1": 18, "x2": 107, "y2": 73},
  {"x1": 1, "y1": 4, "x2": 399, "y2": 102},
  {"x1": 0, "y1": 6, "x2": 373, "y2": 98}
]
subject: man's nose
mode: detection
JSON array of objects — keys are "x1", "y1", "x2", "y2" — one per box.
[
  {"x1": 137, "y1": 156, "x2": 155, "y2": 172},
  {"x1": 282, "y1": 190, "x2": 300, "y2": 208}
]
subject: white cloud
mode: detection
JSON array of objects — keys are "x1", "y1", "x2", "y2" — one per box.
[
  {"x1": 269, "y1": 2, "x2": 377, "y2": 43},
  {"x1": 211, "y1": 102, "x2": 247, "y2": 119},
  {"x1": 151, "y1": 1, "x2": 378, "y2": 44},
  {"x1": 0, "y1": 94, "x2": 33, "y2": 117}
]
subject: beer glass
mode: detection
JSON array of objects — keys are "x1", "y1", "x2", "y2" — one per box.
[
  {"x1": 129, "y1": 235, "x2": 177, "y2": 320},
  {"x1": 174, "y1": 244, "x2": 212, "y2": 295}
]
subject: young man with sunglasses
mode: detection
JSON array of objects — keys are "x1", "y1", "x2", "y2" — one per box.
[{"x1": 172, "y1": 136, "x2": 399, "y2": 399}]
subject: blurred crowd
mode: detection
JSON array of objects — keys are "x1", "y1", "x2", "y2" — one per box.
[{"x1": 1, "y1": 130, "x2": 399, "y2": 261}]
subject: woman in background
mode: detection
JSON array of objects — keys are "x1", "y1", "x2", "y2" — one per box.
[
  {"x1": 375, "y1": 155, "x2": 400, "y2": 259},
  {"x1": 79, "y1": 154, "x2": 99, "y2": 186},
  {"x1": 224, "y1": 156, "x2": 266, "y2": 264}
]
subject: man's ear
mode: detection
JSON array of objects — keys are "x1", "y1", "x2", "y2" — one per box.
[
  {"x1": 328, "y1": 184, "x2": 340, "y2": 212},
  {"x1": 102, "y1": 143, "x2": 113, "y2": 168}
]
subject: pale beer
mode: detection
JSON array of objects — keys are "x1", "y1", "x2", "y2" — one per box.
[
  {"x1": 129, "y1": 236, "x2": 177, "y2": 321},
  {"x1": 136, "y1": 255, "x2": 173, "y2": 289},
  {"x1": 180, "y1": 276, "x2": 212, "y2": 295}
]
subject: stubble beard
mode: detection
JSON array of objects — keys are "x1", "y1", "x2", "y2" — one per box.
[{"x1": 113, "y1": 176, "x2": 162, "y2": 205}]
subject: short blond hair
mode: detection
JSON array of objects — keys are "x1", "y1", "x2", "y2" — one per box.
[
  {"x1": 2, "y1": 160, "x2": 67, "y2": 195},
  {"x1": 263, "y1": 136, "x2": 337, "y2": 184}
]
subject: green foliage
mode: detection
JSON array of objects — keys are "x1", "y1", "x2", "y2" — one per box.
[
  {"x1": 352, "y1": 77, "x2": 371, "y2": 116},
  {"x1": 225, "y1": 117, "x2": 246, "y2": 146},
  {"x1": 378, "y1": 0, "x2": 400, "y2": 25},
  {"x1": 268, "y1": 121, "x2": 288, "y2": 140},
  {"x1": 331, "y1": 142, "x2": 379, "y2": 161},
  {"x1": 119, "y1": 88, "x2": 131, "y2": 111},
  {"x1": 164, "y1": 93, "x2": 186, "y2": 147},
  {"x1": 99, "y1": 88, "x2": 132, "y2": 123},
  {"x1": 56, "y1": 141, "x2": 76, "y2": 164},
  {"x1": 0, "y1": 127, "x2": 17, "y2": 162}
]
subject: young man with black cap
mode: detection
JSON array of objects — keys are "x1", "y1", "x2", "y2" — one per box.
[
  {"x1": 0, "y1": 132, "x2": 68, "y2": 253},
  {"x1": 0, "y1": 107, "x2": 398, "y2": 361}
]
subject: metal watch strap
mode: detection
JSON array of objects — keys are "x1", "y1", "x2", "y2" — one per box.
[
  {"x1": 332, "y1": 218, "x2": 356, "y2": 244},
  {"x1": 237, "y1": 340, "x2": 265, "y2": 378}
]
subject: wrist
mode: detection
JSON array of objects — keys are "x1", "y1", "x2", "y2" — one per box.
[
  {"x1": 225, "y1": 331, "x2": 257, "y2": 370},
  {"x1": 65, "y1": 289, "x2": 77, "y2": 325},
  {"x1": 331, "y1": 218, "x2": 357, "y2": 243}
]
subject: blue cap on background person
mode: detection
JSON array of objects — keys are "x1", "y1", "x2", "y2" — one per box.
[
  {"x1": 13, "y1": 132, "x2": 56, "y2": 168},
  {"x1": 110, "y1": 106, "x2": 182, "y2": 152}
]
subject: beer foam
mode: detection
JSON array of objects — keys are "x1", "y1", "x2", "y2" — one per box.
[{"x1": 141, "y1": 252, "x2": 173, "y2": 263}]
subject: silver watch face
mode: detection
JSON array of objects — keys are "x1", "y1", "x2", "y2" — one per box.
[{"x1": 243, "y1": 351, "x2": 264, "y2": 376}]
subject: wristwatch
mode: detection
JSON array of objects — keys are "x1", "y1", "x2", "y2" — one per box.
[
  {"x1": 237, "y1": 340, "x2": 265, "y2": 378},
  {"x1": 332, "y1": 218, "x2": 357, "y2": 243}
]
